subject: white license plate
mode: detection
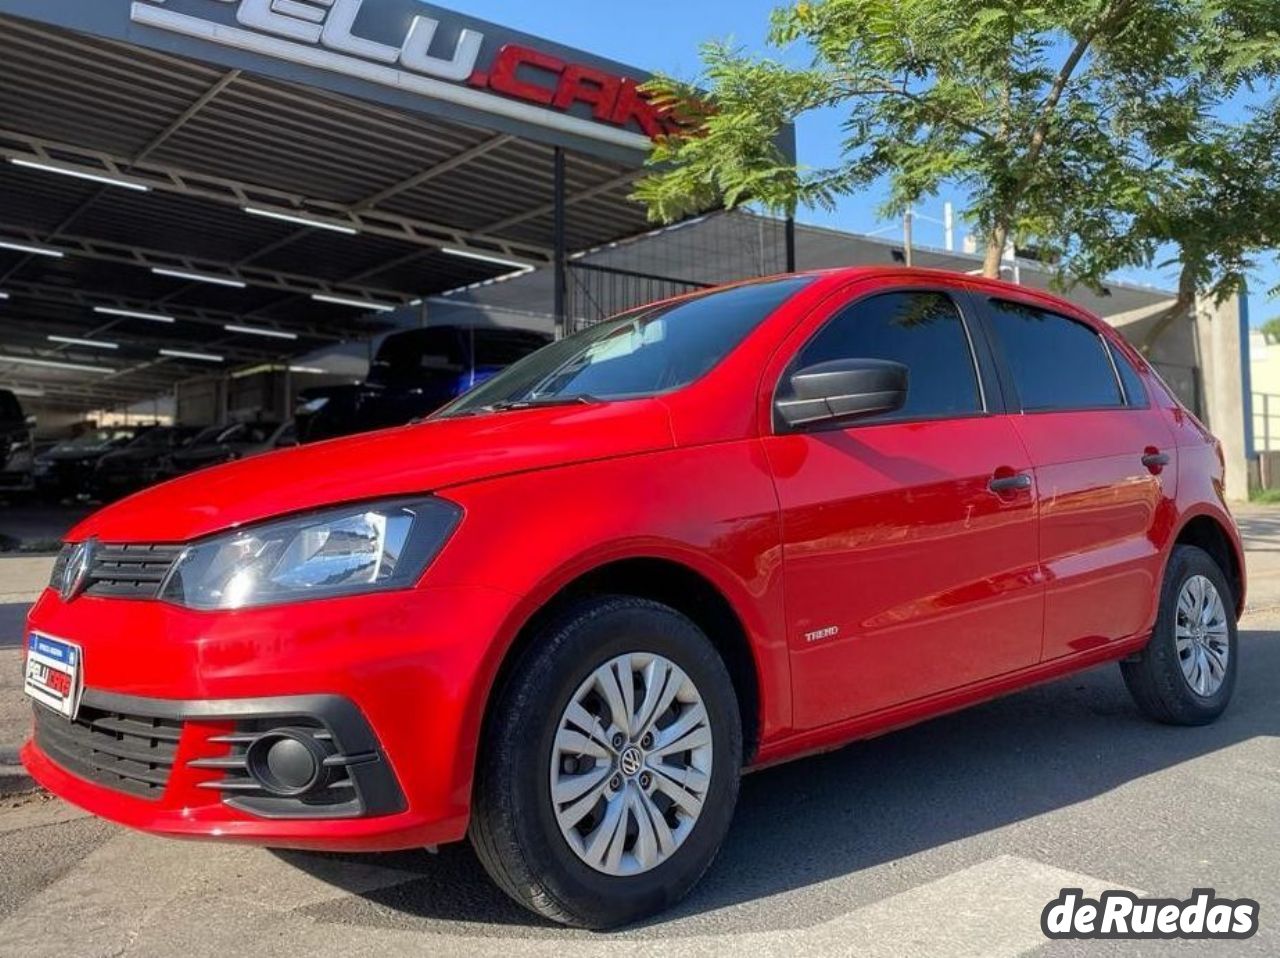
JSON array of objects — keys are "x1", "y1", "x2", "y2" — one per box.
[{"x1": 24, "y1": 633, "x2": 83, "y2": 720}]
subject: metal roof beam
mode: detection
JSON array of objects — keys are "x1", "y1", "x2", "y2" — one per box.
[
  {"x1": 134, "y1": 69, "x2": 241, "y2": 164},
  {"x1": 3, "y1": 281, "x2": 351, "y2": 342},
  {"x1": 482, "y1": 171, "x2": 641, "y2": 233},
  {"x1": 0, "y1": 224, "x2": 411, "y2": 303},
  {"x1": 0, "y1": 128, "x2": 551, "y2": 263},
  {"x1": 350, "y1": 133, "x2": 516, "y2": 211},
  {"x1": 0, "y1": 314, "x2": 288, "y2": 366}
]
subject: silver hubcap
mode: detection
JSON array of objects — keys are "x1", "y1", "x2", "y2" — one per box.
[
  {"x1": 1176, "y1": 575, "x2": 1230, "y2": 697},
  {"x1": 550, "y1": 653, "x2": 713, "y2": 876}
]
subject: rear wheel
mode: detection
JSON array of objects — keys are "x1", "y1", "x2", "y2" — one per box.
[
  {"x1": 1121, "y1": 545, "x2": 1237, "y2": 725},
  {"x1": 470, "y1": 595, "x2": 742, "y2": 928}
]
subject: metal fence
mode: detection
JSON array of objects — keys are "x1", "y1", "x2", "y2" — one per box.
[
  {"x1": 565, "y1": 211, "x2": 793, "y2": 330},
  {"x1": 566, "y1": 263, "x2": 712, "y2": 333}
]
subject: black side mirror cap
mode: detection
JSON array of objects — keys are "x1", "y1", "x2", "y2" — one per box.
[{"x1": 775, "y1": 358, "x2": 909, "y2": 430}]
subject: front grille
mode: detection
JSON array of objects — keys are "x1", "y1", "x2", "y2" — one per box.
[
  {"x1": 84, "y1": 543, "x2": 184, "y2": 599},
  {"x1": 33, "y1": 703, "x2": 183, "y2": 800}
]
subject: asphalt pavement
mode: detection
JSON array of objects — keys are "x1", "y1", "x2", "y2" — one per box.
[{"x1": 0, "y1": 507, "x2": 1276, "y2": 956}]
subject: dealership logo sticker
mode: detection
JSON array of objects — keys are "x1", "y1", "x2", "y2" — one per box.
[
  {"x1": 130, "y1": 0, "x2": 687, "y2": 148},
  {"x1": 1042, "y1": 888, "x2": 1259, "y2": 940}
]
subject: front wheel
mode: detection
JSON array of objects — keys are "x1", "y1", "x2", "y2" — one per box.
[
  {"x1": 1121, "y1": 545, "x2": 1238, "y2": 725},
  {"x1": 470, "y1": 595, "x2": 742, "y2": 929}
]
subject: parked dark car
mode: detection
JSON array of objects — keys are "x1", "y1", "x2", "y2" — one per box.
[
  {"x1": 0, "y1": 388, "x2": 37, "y2": 496},
  {"x1": 90, "y1": 426, "x2": 205, "y2": 500},
  {"x1": 164, "y1": 420, "x2": 297, "y2": 476},
  {"x1": 295, "y1": 325, "x2": 552, "y2": 442},
  {"x1": 33, "y1": 427, "x2": 142, "y2": 502}
]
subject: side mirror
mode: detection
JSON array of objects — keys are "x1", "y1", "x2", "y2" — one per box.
[
  {"x1": 775, "y1": 358, "x2": 908, "y2": 430},
  {"x1": 24, "y1": 414, "x2": 36, "y2": 429}
]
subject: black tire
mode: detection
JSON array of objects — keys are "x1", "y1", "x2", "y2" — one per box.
[
  {"x1": 1121, "y1": 545, "x2": 1238, "y2": 725},
  {"x1": 470, "y1": 595, "x2": 742, "y2": 929}
]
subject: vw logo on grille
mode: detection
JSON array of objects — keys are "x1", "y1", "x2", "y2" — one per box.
[
  {"x1": 61, "y1": 538, "x2": 97, "y2": 602},
  {"x1": 619, "y1": 746, "x2": 643, "y2": 777}
]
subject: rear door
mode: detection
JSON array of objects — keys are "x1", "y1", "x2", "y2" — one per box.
[
  {"x1": 764, "y1": 283, "x2": 1044, "y2": 729},
  {"x1": 976, "y1": 296, "x2": 1178, "y2": 661}
]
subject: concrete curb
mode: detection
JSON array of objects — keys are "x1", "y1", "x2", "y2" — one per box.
[{"x1": 0, "y1": 763, "x2": 35, "y2": 798}]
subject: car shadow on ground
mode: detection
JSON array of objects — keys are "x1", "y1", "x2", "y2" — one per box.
[{"x1": 280, "y1": 630, "x2": 1280, "y2": 938}]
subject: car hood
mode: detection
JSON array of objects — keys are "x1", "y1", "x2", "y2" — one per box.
[{"x1": 70, "y1": 399, "x2": 673, "y2": 542}]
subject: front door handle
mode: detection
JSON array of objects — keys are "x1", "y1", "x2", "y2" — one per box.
[{"x1": 989, "y1": 472, "x2": 1033, "y2": 494}]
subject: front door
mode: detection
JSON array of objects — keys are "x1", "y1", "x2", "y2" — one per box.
[{"x1": 764, "y1": 286, "x2": 1045, "y2": 729}]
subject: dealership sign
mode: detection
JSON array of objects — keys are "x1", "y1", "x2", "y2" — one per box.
[{"x1": 130, "y1": 0, "x2": 682, "y2": 151}]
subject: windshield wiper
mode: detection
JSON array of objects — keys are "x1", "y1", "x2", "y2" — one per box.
[{"x1": 483, "y1": 394, "x2": 602, "y2": 413}]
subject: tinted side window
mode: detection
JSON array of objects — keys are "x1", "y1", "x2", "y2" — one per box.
[
  {"x1": 1109, "y1": 343, "x2": 1149, "y2": 407},
  {"x1": 986, "y1": 300, "x2": 1122, "y2": 411},
  {"x1": 783, "y1": 291, "x2": 982, "y2": 422}
]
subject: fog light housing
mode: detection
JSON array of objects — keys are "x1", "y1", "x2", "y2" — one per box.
[{"x1": 245, "y1": 728, "x2": 332, "y2": 797}]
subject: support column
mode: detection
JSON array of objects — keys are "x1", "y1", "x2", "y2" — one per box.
[
  {"x1": 1195, "y1": 290, "x2": 1253, "y2": 501},
  {"x1": 553, "y1": 147, "x2": 568, "y2": 338},
  {"x1": 785, "y1": 214, "x2": 797, "y2": 273}
]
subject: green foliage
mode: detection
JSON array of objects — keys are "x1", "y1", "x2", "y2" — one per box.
[
  {"x1": 635, "y1": 0, "x2": 1280, "y2": 299},
  {"x1": 1262, "y1": 316, "x2": 1280, "y2": 341}
]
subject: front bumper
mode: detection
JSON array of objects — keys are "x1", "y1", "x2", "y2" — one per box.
[{"x1": 21, "y1": 582, "x2": 524, "y2": 851}]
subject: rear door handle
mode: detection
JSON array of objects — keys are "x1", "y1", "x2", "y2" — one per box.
[
  {"x1": 989, "y1": 472, "x2": 1033, "y2": 494},
  {"x1": 1142, "y1": 452, "x2": 1171, "y2": 470}
]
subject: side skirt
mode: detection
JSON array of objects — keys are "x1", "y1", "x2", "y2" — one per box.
[{"x1": 748, "y1": 634, "x2": 1151, "y2": 772}]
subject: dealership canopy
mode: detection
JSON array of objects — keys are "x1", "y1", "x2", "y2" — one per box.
[{"x1": 0, "y1": 0, "x2": 730, "y2": 409}]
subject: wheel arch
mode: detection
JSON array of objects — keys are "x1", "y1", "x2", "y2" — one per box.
[
  {"x1": 1174, "y1": 512, "x2": 1245, "y2": 617},
  {"x1": 477, "y1": 555, "x2": 765, "y2": 771}
]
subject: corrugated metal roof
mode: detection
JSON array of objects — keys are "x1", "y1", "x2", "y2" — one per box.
[{"x1": 0, "y1": 14, "x2": 654, "y2": 409}]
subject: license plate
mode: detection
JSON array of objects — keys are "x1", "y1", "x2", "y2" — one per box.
[{"x1": 24, "y1": 633, "x2": 83, "y2": 720}]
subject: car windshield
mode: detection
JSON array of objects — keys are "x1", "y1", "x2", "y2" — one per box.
[
  {"x1": 187, "y1": 426, "x2": 225, "y2": 447},
  {"x1": 217, "y1": 422, "x2": 281, "y2": 444},
  {"x1": 368, "y1": 329, "x2": 463, "y2": 387},
  {"x1": 126, "y1": 428, "x2": 173, "y2": 449},
  {"x1": 438, "y1": 277, "x2": 812, "y2": 417}
]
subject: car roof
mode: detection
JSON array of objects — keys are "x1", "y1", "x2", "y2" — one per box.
[{"x1": 799, "y1": 266, "x2": 1103, "y2": 319}]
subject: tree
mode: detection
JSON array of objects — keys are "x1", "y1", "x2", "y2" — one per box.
[
  {"x1": 1262, "y1": 316, "x2": 1280, "y2": 343},
  {"x1": 635, "y1": 0, "x2": 1280, "y2": 316}
]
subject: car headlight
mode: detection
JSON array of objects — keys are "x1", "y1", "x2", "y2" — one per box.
[
  {"x1": 298, "y1": 396, "x2": 330, "y2": 415},
  {"x1": 158, "y1": 497, "x2": 462, "y2": 610}
]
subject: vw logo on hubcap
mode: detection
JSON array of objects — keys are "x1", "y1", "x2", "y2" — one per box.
[{"x1": 619, "y1": 745, "x2": 643, "y2": 777}]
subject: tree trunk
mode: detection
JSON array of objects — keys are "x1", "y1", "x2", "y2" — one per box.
[
  {"x1": 982, "y1": 225, "x2": 1008, "y2": 278},
  {"x1": 1137, "y1": 264, "x2": 1197, "y2": 355}
]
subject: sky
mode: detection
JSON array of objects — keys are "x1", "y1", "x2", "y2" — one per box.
[{"x1": 453, "y1": 0, "x2": 1280, "y2": 325}]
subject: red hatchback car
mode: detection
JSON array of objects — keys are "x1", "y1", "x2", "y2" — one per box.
[{"x1": 22, "y1": 268, "x2": 1243, "y2": 928}]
